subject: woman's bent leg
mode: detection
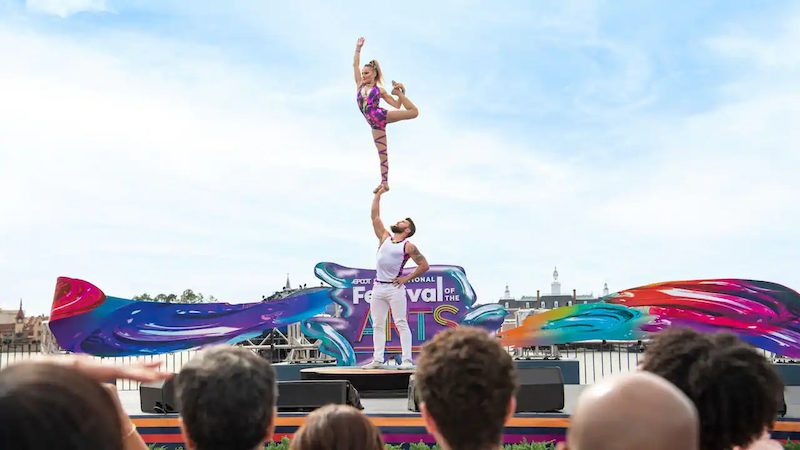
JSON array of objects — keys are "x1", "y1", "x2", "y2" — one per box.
[{"x1": 387, "y1": 94, "x2": 419, "y2": 123}]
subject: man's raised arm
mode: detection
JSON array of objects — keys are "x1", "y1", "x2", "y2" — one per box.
[{"x1": 371, "y1": 186, "x2": 388, "y2": 240}]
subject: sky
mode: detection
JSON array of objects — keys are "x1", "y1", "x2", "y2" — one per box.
[{"x1": 1, "y1": 0, "x2": 799, "y2": 315}]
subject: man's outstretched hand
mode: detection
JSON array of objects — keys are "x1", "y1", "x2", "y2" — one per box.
[{"x1": 22, "y1": 354, "x2": 173, "y2": 383}]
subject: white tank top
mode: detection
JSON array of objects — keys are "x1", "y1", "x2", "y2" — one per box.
[{"x1": 375, "y1": 237, "x2": 410, "y2": 282}]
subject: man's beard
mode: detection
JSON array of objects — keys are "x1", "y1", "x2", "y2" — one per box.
[{"x1": 390, "y1": 225, "x2": 404, "y2": 233}]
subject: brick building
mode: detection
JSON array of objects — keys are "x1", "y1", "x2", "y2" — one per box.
[{"x1": 0, "y1": 300, "x2": 47, "y2": 344}]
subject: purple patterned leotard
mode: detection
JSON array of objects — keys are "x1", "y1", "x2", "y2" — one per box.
[{"x1": 357, "y1": 83, "x2": 388, "y2": 131}]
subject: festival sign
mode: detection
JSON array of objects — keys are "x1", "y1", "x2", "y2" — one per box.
[{"x1": 303, "y1": 262, "x2": 509, "y2": 366}]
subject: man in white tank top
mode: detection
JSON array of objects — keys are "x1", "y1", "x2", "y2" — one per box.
[{"x1": 363, "y1": 186, "x2": 430, "y2": 370}]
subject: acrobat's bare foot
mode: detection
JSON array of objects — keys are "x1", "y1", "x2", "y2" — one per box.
[{"x1": 391, "y1": 80, "x2": 405, "y2": 95}]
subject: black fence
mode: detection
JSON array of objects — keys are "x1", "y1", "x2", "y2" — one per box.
[
  {"x1": 0, "y1": 343, "x2": 41, "y2": 369},
  {"x1": 0, "y1": 341, "x2": 784, "y2": 389}
]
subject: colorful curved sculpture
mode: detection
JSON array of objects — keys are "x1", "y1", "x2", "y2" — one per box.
[
  {"x1": 48, "y1": 277, "x2": 334, "y2": 357},
  {"x1": 52, "y1": 273, "x2": 798, "y2": 361},
  {"x1": 499, "y1": 279, "x2": 800, "y2": 358}
]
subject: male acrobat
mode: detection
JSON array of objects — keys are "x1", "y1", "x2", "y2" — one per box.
[{"x1": 363, "y1": 185, "x2": 429, "y2": 369}]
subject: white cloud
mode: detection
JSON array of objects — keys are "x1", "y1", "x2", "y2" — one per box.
[
  {"x1": 705, "y1": 12, "x2": 800, "y2": 71},
  {"x1": 26, "y1": 0, "x2": 107, "y2": 17},
  {"x1": 593, "y1": 11, "x2": 800, "y2": 240}
]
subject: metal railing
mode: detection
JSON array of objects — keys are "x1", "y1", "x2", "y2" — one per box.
[
  {"x1": 1, "y1": 339, "x2": 788, "y2": 390},
  {"x1": 0, "y1": 343, "x2": 41, "y2": 369},
  {"x1": 0, "y1": 343, "x2": 200, "y2": 391},
  {"x1": 508, "y1": 340, "x2": 783, "y2": 384},
  {"x1": 510, "y1": 341, "x2": 645, "y2": 384}
]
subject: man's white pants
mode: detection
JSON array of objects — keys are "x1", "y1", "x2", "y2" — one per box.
[{"x1": 370, "y1": 283, "x2": 412, "y2": 362}]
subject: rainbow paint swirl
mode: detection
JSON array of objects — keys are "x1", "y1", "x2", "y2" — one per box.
[
  {"x1": 49, "y1": 277, "x2": 333, "y2": 357},
  {"x1": 499, "y1": 279, "x2": 800, "y2": 358}
]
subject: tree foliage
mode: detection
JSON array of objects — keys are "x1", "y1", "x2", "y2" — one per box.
[{"x1": 132, "y1": 289, "x2": 218, "y2": 304}]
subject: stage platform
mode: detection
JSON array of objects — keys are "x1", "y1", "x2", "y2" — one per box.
[
  {"x1": 300, "y1": 367, "x2": 415, "y2": 398},
  {"x1": 274, "y1": 359, "x2": 583, "y2": 384}
]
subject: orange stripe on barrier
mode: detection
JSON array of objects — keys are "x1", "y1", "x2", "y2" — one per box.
[
  {"x1": 275, "y1": 417, "x2": 308, "y2": 426},
  {"x1": 508, "y1": 417, "x2": 571, "y2": 428},
  {"x1": 132, "y1": 417, "x2": 180, "y2": 427},
  {"x1": 774, "y1": 421, "x2": 800, "y2": 432},
  {"x1": 140, "y1": 434, "x2": 185, "y2": 444},
  {"x1": 277, "y1": 415, "x2": 570, "y2": 428},
  {"x1": 130, "y1": 415, "x2": 795, "y2": 433}
]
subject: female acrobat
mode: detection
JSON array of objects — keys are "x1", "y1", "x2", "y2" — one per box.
[{"x1": 353, "y1": 37, "x2": 419, "y2": 193}]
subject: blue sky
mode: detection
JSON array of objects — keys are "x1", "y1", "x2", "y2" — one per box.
[{"x1": 1, "y1": 0, "x2": 799, "y2": 315}]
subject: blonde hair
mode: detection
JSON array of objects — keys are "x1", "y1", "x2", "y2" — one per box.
[
  {"x1": 289, "y1": 404, "x2": 384, "y2": 450},
  {"x1": 365, "y1": 59, "x2": 385, "y2": 87}
]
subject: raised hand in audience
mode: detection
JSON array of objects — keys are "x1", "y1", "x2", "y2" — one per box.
[{"x1": 22, "y1": 354, "x2": 173, "y2": 383}]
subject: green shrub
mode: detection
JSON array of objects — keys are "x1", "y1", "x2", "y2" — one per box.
[
  {"x1": 264, "y1": 437, "x2": 290, "y2": 449},
  {"x1": 408, "y1": 442, "x2": 440, "y2": 450},
  {"x1": 785, "y1": 439, "x2": 800, "y2": 450}
]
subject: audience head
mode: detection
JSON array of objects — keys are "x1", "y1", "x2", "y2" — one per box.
[
  {"x1": 640, "y1": 327, "x2": 784, "y2": 450},
  {"x1": 415, "y1": 326, "x2": 518, "y2": 450},
  {"x1": 289, "y1": 404, "x2": 384, "y2": 450},
  {"x1": 559, "y1": 371, "x2": 699, "y2": 450},
  {"x1": 176, "y1": 345, "x2": 278, "y2": 450},
  {"x1": 0, "y1": 361, "x2": 123, "y2": 450}
]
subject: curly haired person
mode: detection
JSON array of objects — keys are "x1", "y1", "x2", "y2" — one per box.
[
  {"x1": 640, "y1": 328, "x2": 785, "y2": 450},
  {"x1": 414, "y1": 326, "x2": 518, "y2": 450}
]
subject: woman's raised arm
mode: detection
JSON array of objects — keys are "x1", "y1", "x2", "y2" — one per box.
[{"x1": 354, "y1": 37, "x2": 364, "y2": 87}]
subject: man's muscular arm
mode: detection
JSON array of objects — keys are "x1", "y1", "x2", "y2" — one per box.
[
  {"x1": 371, "y1": 187, "x2": 389, "y2": 240},
  {"x1": 393, "y1": 242, "x2": 430, "y2": 286}
]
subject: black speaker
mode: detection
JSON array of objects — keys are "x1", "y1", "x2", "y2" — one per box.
[
  {"x1": 515, "y1": 367, "x2": 565, "y2": 413},
  {"x1": 277, "y1": 380, "x2": 363, "y2": 412},
  {"x1": 408, "y1": 368, "x2": 565, "y2": 413},
  {"x1": 778, "y1": 389, "x2": 787, "y2": 418},
  {"x1": 140, "y1": 377, "x2": 178, "y2": 414}
]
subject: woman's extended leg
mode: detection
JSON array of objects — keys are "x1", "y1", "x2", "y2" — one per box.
[
  {"x1": 371, "y1": 128, "x2": 389, "y2": 192},
  {"x1": 387, "y1": 91, "x2": 419, "y2": 123}
]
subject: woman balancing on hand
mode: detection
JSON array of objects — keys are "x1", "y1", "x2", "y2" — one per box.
[{"x1": 354, "y1": 37, "x2": 419, "y2": 193}]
